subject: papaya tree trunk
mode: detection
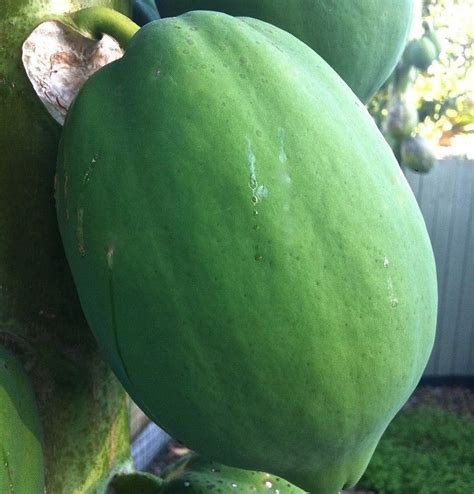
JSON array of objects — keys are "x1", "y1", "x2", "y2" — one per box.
[
  {"x1": 0, "y1": 1, "x2": 133, "y2": 492},
  {"x1": 37, "y1": 349, "x2": 132, "y2": 493}
]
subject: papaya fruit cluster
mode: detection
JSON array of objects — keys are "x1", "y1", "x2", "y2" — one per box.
[
  {"x1": 3, "y1": 1, "x2": 438, "y2": 493},
  {"x1": 382, "y1": 21, "x2": 443, "y2": 174}
]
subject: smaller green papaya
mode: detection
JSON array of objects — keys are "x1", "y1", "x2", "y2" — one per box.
[
  {"x1": 403, "y1": 37, "x2": 438, "y2": 71},
  {"x1": 159, "y1": 455, "x2": 306, "y2": 493},
  {"x1": 0, "y1": 346, "x2": 44, "y2": 493},
  {"x1": 422, "y1": 21, "x2": 443, "y2": 57},
  {"x1": 385, "y1": 97, "x2": 419, "y2": 139},
  {"x1": 133, "y1": 0, "x2": 161, "y2": 25},
  {"x1": 401, "y1": 135, "x2": 436, "y2": 173}
]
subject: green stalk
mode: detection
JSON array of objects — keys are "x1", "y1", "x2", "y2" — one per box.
[{"x1": 67, "y1": 7, "x2": 140, "y2": 48}]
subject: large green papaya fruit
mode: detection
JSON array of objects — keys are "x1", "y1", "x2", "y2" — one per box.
[
  {"x1": 157, "y1": 0, "x2": 414, "y2": 103},
  {"x1": 0, "y1": 346, "x2": 44, "y2": 493},
  {"x1": 56, "y1": 11, "x2": 437, "y2": 493}
]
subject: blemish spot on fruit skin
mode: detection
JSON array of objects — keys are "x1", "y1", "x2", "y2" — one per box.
[
  {"x1": 83, "y1": 155, "x2": 97, "y2": 185},
  {"x1": 76, "y1": 208, "x2": 85, "y2": 257},
  {"x1": 106, "y1": 246, "x2": 114, "y2": 269},
  {"x1": 387, "y1": 276, "x2": 398, "y2": 308},
  {"x1": 255, "y1": 184, "x2": 269, "y2": 201},
  {"x1": 64, "y1": 174, "x2": 68, "y2": 201},
  {"x1": 278, "y1": 127, "x2": 288, "y2": 164},
  {"x1": 246, "y1": 138, "x2": 268, "y2": 205},
  {"x1": 63, "y1": 174, "x2": 70, "y2": 220},
  {"x1": 247, "y1": 139, "x2": 257, "y2": 187}
]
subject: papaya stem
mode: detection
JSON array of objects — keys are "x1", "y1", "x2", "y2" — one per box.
[{"x1": 68, "y1": 7, "x2": 140, "y2": 49}]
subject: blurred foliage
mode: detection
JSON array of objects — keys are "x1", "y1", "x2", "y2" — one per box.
[
  {"x1": 369, "y1": 0, "x2": 474, "y2": 146},
  {"x1": 416, "y1": 0, "x2": 474, "y2": 142},
  {"x1": 357, "y1": 406, "x2": 474, "y2": 493}
]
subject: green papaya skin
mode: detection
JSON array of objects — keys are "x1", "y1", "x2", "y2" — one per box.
[
  {"x1": 0, "y1": 346, "x2": 44, "y2": 493},
  {"x1": 157, "y1": 0, "x2": 414, "y2": 103},
  {"x1": 57, "y1": 12, "x2": 437, "y2": 493},
  {"x1": 159, "y1": 455, "x2": 306, "y2": 493}
]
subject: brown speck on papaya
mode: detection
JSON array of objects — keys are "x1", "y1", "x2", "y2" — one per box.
[
  {"x1": 64, "y1": 174, "x2": 68, "y2": 201},
  {"x1": 77, "y1": 208, "x2": 85, "y2": 256}
]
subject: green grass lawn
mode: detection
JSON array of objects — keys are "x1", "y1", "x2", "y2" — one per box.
[{"x1": 356, "y1": 405, "x2": 474, "y2": 493}]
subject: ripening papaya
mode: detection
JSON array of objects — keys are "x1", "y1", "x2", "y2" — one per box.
[
  {"x1": 55, "y1": 10, "x2": 437, "y2": 493},
  {"x1": 0, "y1": 346, "x2": 44, "y2": 493},
  {"x1": 157, "y1": 0, "x2": 414, "y2": 103}
]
